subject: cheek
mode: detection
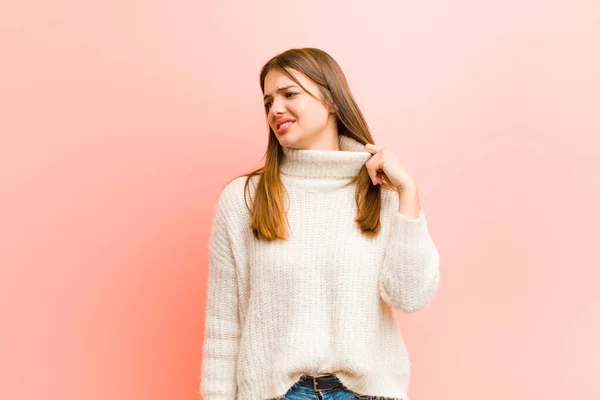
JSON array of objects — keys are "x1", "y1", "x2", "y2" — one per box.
[
  {"x1": 266, "y1": 112, "x2": 275, "y2": 129},
  {"x1": 300, "y1": 105, "x2": 327, "y2": 127}
]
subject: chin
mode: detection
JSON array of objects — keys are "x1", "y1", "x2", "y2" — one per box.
[{"x1": 277, "y1": 134, "x2": 294, "y2": 145}]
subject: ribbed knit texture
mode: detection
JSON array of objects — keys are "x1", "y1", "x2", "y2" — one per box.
[{"x1": 200, "y1": 134, "x2": 440, "y2": 400}]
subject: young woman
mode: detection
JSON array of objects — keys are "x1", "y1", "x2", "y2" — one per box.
[{"x1": 199, "y1": 48, "x2": 441, "y2": 400}]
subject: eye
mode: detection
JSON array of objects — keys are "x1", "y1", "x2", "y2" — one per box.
[{"x1": 264, "y1": 93, "x2": 298, "y2": 111}]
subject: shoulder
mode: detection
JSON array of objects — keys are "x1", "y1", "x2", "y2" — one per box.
[
  {"x1": 218, "y1": 174, "x2": 259, "y2": 208},
  {"x1": 380, "y1": 186, "x2": 399, "y2": 211},
  {"x1": 213, "y1": 174, "x2": 260, "y2": 228},
  {"x1": 380, "y1": 185, "x2": 427, "y2": 222}
]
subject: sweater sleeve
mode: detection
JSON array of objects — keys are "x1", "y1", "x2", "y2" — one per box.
[
  {"x1": 378, "y1": 208, "x2": 441, "y2": 313},
  {"x1": 199, "y1": 193, "x2": 241, "y2": 399}
]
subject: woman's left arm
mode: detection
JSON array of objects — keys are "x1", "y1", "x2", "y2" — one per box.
[
  {"x1": 362, "y1": 143, "x2": 441, "y2": 312},
  {"x1": 378, "y1": 187, "x2": 440, "y2": 312}
]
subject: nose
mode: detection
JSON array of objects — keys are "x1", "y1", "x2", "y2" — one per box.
[{"x1": 269, "y1": 97, "x2": 286, "y2": 117}]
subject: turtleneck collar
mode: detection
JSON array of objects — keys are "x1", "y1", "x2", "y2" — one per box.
[{"x1": 280, "y1": 134, "x2": 372, "y2": 180}]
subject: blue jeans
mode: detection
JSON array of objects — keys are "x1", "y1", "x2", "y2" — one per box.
[{"x1": 283, "y1": 376, "x2": 393, "y2": 400}]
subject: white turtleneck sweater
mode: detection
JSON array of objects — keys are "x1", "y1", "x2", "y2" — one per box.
[{"x1": 199, "y1": 134, "x2": 440, "y2": 400}]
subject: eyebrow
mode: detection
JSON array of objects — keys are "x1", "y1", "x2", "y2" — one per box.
[{"x1": 263, "y1": 85, "x2": 299, "y2": 101}]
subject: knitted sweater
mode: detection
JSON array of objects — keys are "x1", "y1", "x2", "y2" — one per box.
[{"x1": 199, "y1": 134, "x2": 440, "y2": 400}]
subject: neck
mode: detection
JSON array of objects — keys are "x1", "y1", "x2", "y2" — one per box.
[{"x1": 279, "y1": 135, "x2": 372, "y2": 191}]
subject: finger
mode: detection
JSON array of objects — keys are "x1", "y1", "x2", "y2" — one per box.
[
  {"x1": 374, "y1": 168, "x2": 383, "y2": 185},
  {"x1": 365, "y1": 155, "x2": 381, "y2": 185},
  {"x1": 363, "y1": 144, "x2": 376, "y2": 154},
  {"x1": 363, "y1": 143, "x2": 383, "y2": 154},
  {"x1": 369, "y1": 143, "x2": 384, "y2": 152}
]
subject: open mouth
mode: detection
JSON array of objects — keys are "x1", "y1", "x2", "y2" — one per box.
[{"x1": 277, "y1": 121, "x2": 294, "y2": 134}]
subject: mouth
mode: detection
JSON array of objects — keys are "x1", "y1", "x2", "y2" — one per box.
[{"x1": 276, "y1": 120, "x2": 294, "y2": 134}]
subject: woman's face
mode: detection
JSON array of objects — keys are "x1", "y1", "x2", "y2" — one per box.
[{"x1": 263, "y1": 68, "x2": 336, "y2": 149}]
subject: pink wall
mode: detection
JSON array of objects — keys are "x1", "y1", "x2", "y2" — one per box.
[{"x1": 1, "y1": 1, "x2": 599, "y2": 399}]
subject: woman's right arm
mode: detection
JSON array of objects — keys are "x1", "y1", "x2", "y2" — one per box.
[{"x1": 199, "y1": 192, "x2": 241, "y2": 399}]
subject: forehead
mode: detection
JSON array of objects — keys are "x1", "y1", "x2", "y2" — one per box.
[{"x1": 263, "y1": 68, "x2": 314, "y2": 94}]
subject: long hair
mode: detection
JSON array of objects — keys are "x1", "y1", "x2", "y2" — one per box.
[{"x1": 233, "y1": 47, "x2": 397, "y2": 241}]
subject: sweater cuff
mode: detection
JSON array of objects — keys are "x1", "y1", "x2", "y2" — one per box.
[{"x1": 395, "y1": 208, "x2": 425, "y2": 223}]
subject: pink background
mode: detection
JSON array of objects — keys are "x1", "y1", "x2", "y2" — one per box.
[{"x1": 1, "y1": 1, "x2": 599, "y2": 399}]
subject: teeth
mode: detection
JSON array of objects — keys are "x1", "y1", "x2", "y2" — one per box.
[{"x1": 279, "y1": 121, "x2": 293, "y2": 129}]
